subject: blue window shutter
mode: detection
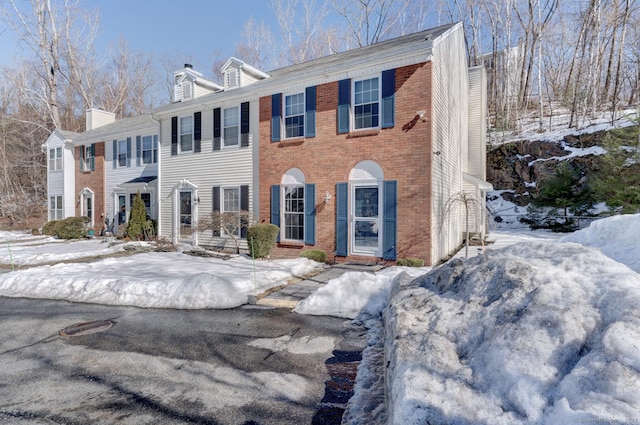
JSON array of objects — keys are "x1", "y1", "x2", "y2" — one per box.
[
  {"x1": 136, "y1": 136, "x2": 141, "y2": 166},
  {"x1": 212, "y1": 186, "x2": 220, "y2": 236},
  {"x1": 171, "y1": 116, "x2": 178, "y2": 156},
  {"x1": 337, "y1": 79, "x2": 350, "y2": 134},
  {"x1": 382, "y1": 180, "x2": 397, "y2": 260},
  {"x1": 271, "y1": 93, "x2": 281, "y2": 142},
  {"x1": 304, "y1": 183, "x2": 316, "y2": 245},
  {"x1": 240, "y1": 185, "x2": 249, "y2": 238},
  {"x1": 336, "y1": 182, "x2": 348, "y2": 256},
  {"x1": 271, "y1": 185, "x2": 280, "y2": 242},
  {"x1": 126, "y1": 137, "x2": 131, "y2": 167},
  {"x1": 80, "y1": 146, "x2": 85, "y2": 172},
  {"x1": 194, "y1": 111, "x2": 201, "y2": 153},
  {"x1": 112, "y1": 140, "x2": 117, "y2": 169},
  {"x1": 213, "y1": 108, "x2": 221, "y2": 151},
  {"x1": 381, "y1": 69, "x2": 396, "y2": 128},
  {"x1": 305, "y1": 86, "x2": 316, "y2": 138},
  {"x1": 241, "y1": 102, "x2": 250, "y2": 147},
  {"x1": 89, "y1": 144, "x2": 95, "y2": 171}
]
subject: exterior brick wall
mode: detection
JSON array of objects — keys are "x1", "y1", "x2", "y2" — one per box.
[
  {"x1": 75, "y1": 142, "x2": 106, "y2": 232},
  {"x1": 259, "y1": 62, "x2": 435, "y2": 265}
]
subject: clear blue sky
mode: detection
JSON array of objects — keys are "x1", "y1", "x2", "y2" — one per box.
[{"x1": 0, "y1": 0, "x2": 279, "y2": 71}]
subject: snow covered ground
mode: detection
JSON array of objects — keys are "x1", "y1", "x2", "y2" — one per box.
[
  {"x1": 2, "y1": 214, "x2": 640, "y2": 424},
  {"x1": 0, "y1": 234, "x2": 320, "y2": 309}
]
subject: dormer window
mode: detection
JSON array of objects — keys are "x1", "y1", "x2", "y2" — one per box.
[{"x1": 225, "y1": 68, "x2": 238, "y2": 88}]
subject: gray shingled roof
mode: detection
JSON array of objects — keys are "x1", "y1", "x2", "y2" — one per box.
[
  {"x1": 265, "y1": 23, "x2": 456, "y2": 79},
  {"x1": 72, "y1": 114, "x2": 157, "y2": 143}
]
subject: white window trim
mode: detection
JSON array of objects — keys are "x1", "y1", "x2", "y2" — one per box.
[
  {"x1": 141, "y1": 135, "x2": 156, "y2": 164},
  {"x1": 49, "y1": 148, "x2": 63, "y2": 171},
  {"x1": 282, "y1": 184, "x2": 305, "y2": 242},
  {"x1": 49, "y1": 195, "x2": 63, "y2": 220},
  {"x1": 82, "y1": 145, "x2": 94, "y2": 171},
  {"x1": 179, "y1": 116, "x2": 194, "y2": 154},
  {"x1": 222, "y1": 106, "x2": 240, "y2": 149},
  {"x1": 351, "y1": 74, "x2": 381, "y2": 131},
  {"x1": 221, "y1": 186, "x2": 241, "y2": 237},
  {"x1": 283, "y1": 91, "x2": 305, "y2": 140},
  {"x1": 117, "y1": 139, "x2": 127, "y2": 168},
  {"x1": 79, "y1": 187, "x2": 95, "y2": 227}
]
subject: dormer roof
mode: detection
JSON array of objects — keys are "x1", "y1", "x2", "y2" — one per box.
[
  {"x1": 221, "y1": 57, "x2": 269, "y2": 89},
  {"x1": 173, "y1": 65, "x2": 222, "y2": 102}
]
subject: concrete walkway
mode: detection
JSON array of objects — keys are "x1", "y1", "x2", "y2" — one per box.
[{"x1": 256, "y1": 263, "x2": 383, "y2": 309}]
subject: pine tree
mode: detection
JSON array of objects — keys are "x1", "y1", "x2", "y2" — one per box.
[{"x1": 126, "y1": 193, "x2": 147, "y2": 241}]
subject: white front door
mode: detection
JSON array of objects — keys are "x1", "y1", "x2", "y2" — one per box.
[{"x1": 351, "y1": 184, "x2": 382, "y2": 256}]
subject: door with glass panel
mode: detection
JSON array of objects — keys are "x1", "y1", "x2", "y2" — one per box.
[
  {"x1": 352, "y1": 185, "x2": 381, "y2": 256},
  {"x1": 179, "y1": 191, "x2": 193, "y2": 239}
]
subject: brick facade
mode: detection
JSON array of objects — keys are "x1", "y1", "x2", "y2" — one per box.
[
  {"x1": 259, "y1": 62, "x2": 435, "y2": 265},
  {"x1": 75, "y1": 142, "x2": 106, "y2": 232}
]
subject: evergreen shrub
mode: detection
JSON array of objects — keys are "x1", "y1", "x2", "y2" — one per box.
[
  {"x1": 300, "y1": 249, "x2": 327, "y2": 263},
  {"x1": 397, "y1": 258, "x2": 425, "y2": 267},
  {"x1": 247, "y1": 224, "x2": 279, "y2": 259},
  {"x1": 54, "y1": 216, "x2": 90, "y2": 239},
  {"x1": 42, "y1": 220, "x2": 58, "y2": 236}
]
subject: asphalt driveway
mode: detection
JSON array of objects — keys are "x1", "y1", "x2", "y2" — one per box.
[{"x1": 0, "y1": 297, "x2": 366, "y2": 425}]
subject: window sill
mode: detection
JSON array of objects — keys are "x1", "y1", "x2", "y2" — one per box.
[
  {"x1": 277, "y1": 138, "x2": 305, "y2": 147},
  {"x1": 277, "y1": 240, "x2": 305, "y2": 249},
  {"x1": 346, "y1": 129, "x2": 380, "y2": 138}
]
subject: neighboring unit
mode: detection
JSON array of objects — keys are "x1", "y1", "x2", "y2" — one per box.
[
  {"x1": 42, "y1": 129, "x2": 78, "y2": 221},
  {"x1": 153, "y1": 60, "x2": 268, "y2": 250}
]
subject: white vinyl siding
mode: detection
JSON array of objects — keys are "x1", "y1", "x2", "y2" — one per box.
[
  {"x1": 104, "y1": 122, "x2": 159, "y2": 226},
  {"x1": 157, "y1": 102, "x2": 258, "y2": 248},
  {"x1": 430, "y1": 25, "x2": 469, "y2": 265}
]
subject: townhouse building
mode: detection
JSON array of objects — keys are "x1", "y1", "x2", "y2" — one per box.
[{"x1": 44, "y1": 22, "x2": 490, "y2": 266}]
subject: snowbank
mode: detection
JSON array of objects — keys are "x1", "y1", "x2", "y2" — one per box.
[
  {"x1": 384, "y1": 242, "x2": 640, "y2": 424},
  {"x1": 561, "y1": 213, "x2": 640, "y2": 272},
  {"x1": 0, "y1": 251, "x2": 319, "y2": 309}
]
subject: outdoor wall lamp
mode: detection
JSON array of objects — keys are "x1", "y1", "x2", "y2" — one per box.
[
  {"x1": 416, "y1": 110, "x2": 427, "y2": 122},
  {"x1": 324, "y1": 191, "x2": 332, "y2": 204}
]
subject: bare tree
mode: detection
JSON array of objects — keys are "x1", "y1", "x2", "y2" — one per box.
[
  {"x1": 197, "y1": 211, "x2": 253, "y2": 254},
  {"x1": 332, "y1": 0, "x2": 411, "y2": 47}
]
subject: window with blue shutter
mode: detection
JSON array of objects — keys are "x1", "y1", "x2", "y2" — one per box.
[
  {"x1": 336, "y1": 182, "x2": 348, "y2": 256},
  {"x1": 304, "y1": 183, "x2": 316, "y2": 245},
  {"x1": 270, "y1": 185, "x2": 280, "y2": 242},
  {"x1": 213, "y1": 108, "x2": 221, "y2": 151},
  {"x1": 126, "y1": 137, "x2": 131, "y2": 167},
  {"x1": 241, "y1": 102, "x2": 250, "y2": 147},
  {"x1": 171, "y1": 116, "x2": 178, "y2": 156},
  {"x1": 136, "y1": 136, "x2": 141, "y2": 166},
  {"x1": 305, "y1": 86, "x2": 316, "y2": 138},
  {"x1": 194, "y1": 111, "x2": 201, "y2": 153},
  {"x1": 337, "y1": 79, "x2": 350, "y2": 134},
  {"x1": 271, "y1": 93, "x2": 281, "y2": 142},
  {"x1": 89, "y1": 144, "x2": 95, "y2": 171},
  {"x1": 382, "y1": 180, "x2": 397, "y2": 260},
  {"x1": 112, "y1": 139, "x2": 117, "y2": 169},
  {"x1": 381, "y1": 69, "x2": 395, "y2": 129}
]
